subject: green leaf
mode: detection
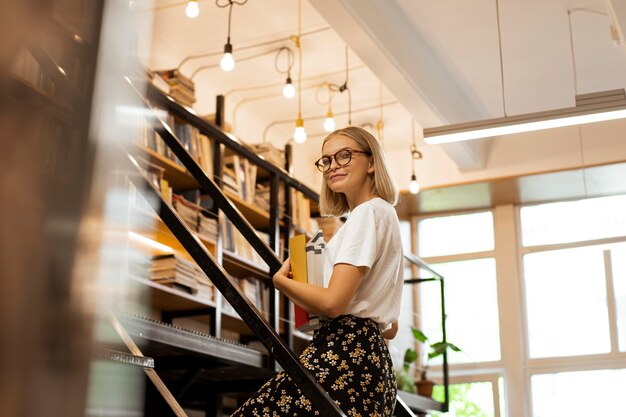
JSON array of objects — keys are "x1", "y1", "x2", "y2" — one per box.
[
  {"x1": 410, "y1": 327, "x2": 429, "y2": 343},
  {"x1": 404, "y1": 348, "x2": 417, "y2": 366},
  {"x1": 428, "y1": 341, "x2": 462, "y2": 359}
]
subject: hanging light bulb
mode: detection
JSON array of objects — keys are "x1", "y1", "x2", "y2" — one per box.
[
  {"x1": 293, "y1": 117, "x2": 307, "y2": 144},
  {"x1": 220, "y1": 42, "x2": 235, "y2": 72},
  {"x1": 409, "y1": 121, "x2": 423, "y2": 195},
  {"x1": 220, "y1": 43, "x2": 235, "y2": 72},
  {"x1": 409, "y1": 173, "x2": 420, "y2": 194},
  {"x1": 323, "y1": 110, "x2": 336, "y2": 132},
  {"x1": 283, "y1": 76, "x2": 295, "y2": 98},
  {"x1": 185, "y1": 0, "x2": 199, "y2": 18}
]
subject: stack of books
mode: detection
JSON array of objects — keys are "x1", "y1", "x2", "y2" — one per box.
[
  {"x1": 250, "y1": 142, "x2": 285, "y2": 167},
  {"x1": 150, "y1": 254, "x2": 199, "y2": 294},
  {"x1": 289, "y1": 231, "x2": 326, "y2": 331},
  {"x1": 150, "y1": 254, "x2": 215, "y2": 301},
  {"x1": 154, "y1": 69, "x2": 196, "y2": 107},
  {"x1": 173, "y1": 195, "x2": 218, "y2": 244}
]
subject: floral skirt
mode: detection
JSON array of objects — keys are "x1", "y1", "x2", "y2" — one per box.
[{"x1": 231, "y1": 315, "x2": 397, "y2": 417}]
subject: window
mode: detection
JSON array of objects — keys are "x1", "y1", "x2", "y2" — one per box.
[
  {"x1": 520, "y1": 195, "x2": 626, "y2": 417},
  {"x1": 531, "y1": 369, "x2": 626, "y2": 417},
  {"x1": 420, "y1": 258, "x2": 501, "y2": 364},
  {"x1": 417, "y1": 211, "x2": 499, "y2": 365},
  {"x1": 523, "y1": 245, "x2": 612, "y2": 358},
  {"x1": 432, "y1": 380, "x2": 500, "y2": 417},
  {"x1": 520, "y1": 194, "x2": 626, "y2": 246},
  {"x1": 418, "y1": 212, "x2": 494, "y2": 257},
  {"x1": 389, "y1": 220, "x2": 416, "y2": 370}
]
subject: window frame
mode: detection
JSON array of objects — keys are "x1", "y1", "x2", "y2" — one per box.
[
  {"x1": 515, "y1": 202, "x2": 626, "y2": 416},
  {"x1": 413, "y1": 209, "x2": 503, "y2": 416}
]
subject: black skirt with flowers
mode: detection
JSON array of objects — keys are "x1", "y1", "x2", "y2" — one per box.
[{"x1": 231, "y1": 315, "x2": 397, "y2": 417}]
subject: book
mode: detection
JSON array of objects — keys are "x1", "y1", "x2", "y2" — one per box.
[
  {"x1": 289, "y1": 234, "x2": 310, "y2": 330},
  {"x1": 289, "y1": 232, "x2": 326, "y2": 332}
]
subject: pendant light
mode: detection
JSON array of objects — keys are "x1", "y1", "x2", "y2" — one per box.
[
  {"x1": 217, "y1": 0, "x2": 248, "y2": 72},
  {"x1": 276, "y1": 47, "x2": 296, "y2": 98},
  {"x1": 292, "y1": 0, "x2": 307, "y2": 143},
  {"x1": 409, "y1": 120, "x2": 423, "y2": 195},
  {"x1": 185, "y1": 0, "x2": 199, "y2": 18},
  {"x1": 323, "y1": 108, "x2": 336, "y2": 132},
  {"x1": 283, "y1": 76, "x2": 296, "y2": 98}
]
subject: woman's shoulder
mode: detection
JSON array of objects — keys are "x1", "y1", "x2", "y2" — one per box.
[{"x1": 349, "y1": 197, "x2": 397, "y2": 221}]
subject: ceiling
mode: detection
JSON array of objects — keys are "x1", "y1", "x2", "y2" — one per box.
[{"x1": 148, "y1": 0, "x2": 626, "y2": 172}]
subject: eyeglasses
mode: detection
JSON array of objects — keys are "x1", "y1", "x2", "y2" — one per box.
[{"x1": 314, "y1": 148, "x2": 372, "y2": 172}]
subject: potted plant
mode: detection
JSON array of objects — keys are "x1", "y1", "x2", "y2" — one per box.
[{"x1": 400, "y1": 327, "x2": 461, "y2": 397}]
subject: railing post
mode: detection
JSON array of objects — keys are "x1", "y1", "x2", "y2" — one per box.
[
  {"x1": 268, "y1": 172, "x2": 281, "y2": 369},
  {"x1": 440, "y1": 276, "x2": 449, "y2": 411},
  {"x1": 283, "y1": 143, "x2": 294, "y2": 349}
]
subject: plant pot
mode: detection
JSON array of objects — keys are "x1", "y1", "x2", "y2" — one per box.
[{"x1": 415, "y1": 379, "x2": 435, "y2": 397}]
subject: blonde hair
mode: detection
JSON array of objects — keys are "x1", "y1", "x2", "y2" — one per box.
[{"x1": 319, "y1": 126, "x2": 398, "y2": 216}]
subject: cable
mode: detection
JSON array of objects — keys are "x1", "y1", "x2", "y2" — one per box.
[
  {"x1": 223, "y1": 64, "x2": 366, "y2": 97},
  {"x1": 274, "y1": 46, "x2": 294, "y2": 75},
  {"x1": 263, "y1": 100, "x2": 398, "y2": 141},
  {"x1": 495, "y1": 0, "x2": 508, "y2": 117},
  {"x1": 297, "y1": 0, "x2": 303, "y2": 121},
  {"x1": 191, "y1": 47, "x2": 277, "y2": 78},
  {"x1": 567, "y1": 10, "x2": 579, "y2": 96},
  {"x1": 177, "y1": 27, "x2": 330, "y2": 70}
]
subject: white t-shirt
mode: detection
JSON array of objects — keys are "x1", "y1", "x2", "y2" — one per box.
[{"x1": 322, "y1": 197, "x2": 404, "y2": 330}]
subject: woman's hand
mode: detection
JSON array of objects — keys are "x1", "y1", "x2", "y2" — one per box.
[{"x1": 273, "y1": 258, "x2": 292, "y2": 288}]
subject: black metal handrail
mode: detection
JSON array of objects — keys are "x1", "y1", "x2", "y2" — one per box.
[{"x1": 403, "y1": 253, "x2": 449, "y2": 412}]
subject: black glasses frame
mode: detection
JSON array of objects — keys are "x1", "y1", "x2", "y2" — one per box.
[{"x1": 314, "y1": 148, "x2": 372, "y2": 172}]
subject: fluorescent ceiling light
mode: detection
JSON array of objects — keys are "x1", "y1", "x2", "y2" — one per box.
[{"x1": 424, "y1": 89, "x2": 626, "y2": 144}]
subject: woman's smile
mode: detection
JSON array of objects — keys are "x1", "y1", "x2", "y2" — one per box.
[{"x1": 329, "y1": 173, "x2": 346, "y2": 182}]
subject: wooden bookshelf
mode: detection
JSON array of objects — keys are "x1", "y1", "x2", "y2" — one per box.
[
  {"x1": 131, "y1": 276, "x2": 216, "y2": 312},
  {"x1": 131, "y1": 205, "x2": 217, "y2": 256},
  {"x1": 132, "y1": 143, "x2": 199, "y2": 191},
  {"x1": 224, "y1": 189, "x2": 282, "y2": 230},
  {"x1": 223, "y1": 250, "x2": 270, "y2": 281}
]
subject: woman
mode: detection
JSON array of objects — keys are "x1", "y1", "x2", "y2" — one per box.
[{"x1": 232, "y1": 126, "x2": 404, "y2": 417}]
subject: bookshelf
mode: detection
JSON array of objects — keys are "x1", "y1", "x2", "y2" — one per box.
[{"x1": 127, "y1": 81, "x2": 319, "y2": 350}]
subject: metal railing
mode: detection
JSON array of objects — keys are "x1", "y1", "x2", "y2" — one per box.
[{"x1": 404, "y1": 252, "x2": 449, "y2": 412}]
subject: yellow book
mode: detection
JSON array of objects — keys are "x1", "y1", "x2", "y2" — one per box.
[
  {"x1": 289, "y1": 234, "x2": 308, "y2": 283},
  {"x1": 289, "y1": 234, "x2": 309, "y2": 329}
]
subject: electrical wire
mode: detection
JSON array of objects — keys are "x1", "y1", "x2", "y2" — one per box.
[
  {"x1": 495, "y1": 0, "x2": 508, "y2": 117},
  {"x1": 176, "y1": 26, "x2": 330, "y2": 69},
  {"x1": 297, "y1": 0, "x2": 303, "y2": 121},
  {"x1": 326, "y1": 46, "x2": 352, "y2": 124},
  {"x1": 274, "y1": 46, "x2": 294, "y2": 75},
  {"x1": 263, "y1": 100, "x2": 398, "y2": 142},
  {"x1": 223, "y1": 64, "x2": 366, "y2": 97},
  {"x1": 191, "y1": 47, "x2": 277, "y2": 78}
]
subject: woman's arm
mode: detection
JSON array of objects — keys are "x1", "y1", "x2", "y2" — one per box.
[
  {"x1": 273, "y1": 259, "x2": 365, "y2": 318},
  {"x1": 381, "y1": 321, "x2": 398, "y2": 339}
]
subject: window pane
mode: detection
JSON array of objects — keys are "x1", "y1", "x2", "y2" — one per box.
[
  {"x1": 524, "y1": 246, "x2": 611, "y2": 358},
  {"x1": 531, "y1": 369, "x2": 626, "y2": 417},
  {"x1": 389, "y1": 220, "x2": 417, "y2": 370},
  {"x1": 520, "y1": 194, "x2": 626, "y2": 247},
  {"x1": 432, "y1": 381, "x2": 495, "y2": 417},
  {"x1": 611, "y1": 242, "x2": 626, "y2": 351},
  {"x1": 418, "y1": 212, "x2": 494, "y2": 257},
  {"x1": 419, "y1": 258, "x2": 501, "y2": 364}
]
